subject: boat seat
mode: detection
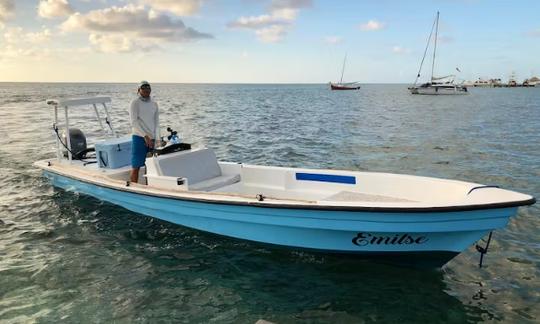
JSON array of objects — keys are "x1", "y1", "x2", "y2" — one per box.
[
  {"x1": 147, "y1": 148, "x2": 241, "y2": 191},
  {"x1": 189, "y1": 174, "x2": 241, "y2": 191}
]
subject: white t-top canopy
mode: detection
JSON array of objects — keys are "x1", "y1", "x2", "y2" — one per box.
[
  {"x1": 47, "y1": 97, "x2": 111, "y2": 107},
  {"x1": 48, "y1": 96, "x2": 116, "y2": 163}
]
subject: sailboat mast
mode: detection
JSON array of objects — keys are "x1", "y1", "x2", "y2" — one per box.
[
  {"x1": 430, "y1": 11, "x2": 439, "y2": 82},
  {"x1": 413, "y1": 13, "x2": 437, "y2": 86},
  {"x1": 340, "y1": 54, "x2": 347, "y2": 84}
]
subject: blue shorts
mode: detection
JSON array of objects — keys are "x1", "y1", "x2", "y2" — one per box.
[{"x1": 131, "y1": 135, "x2": 150, "y2": 168}]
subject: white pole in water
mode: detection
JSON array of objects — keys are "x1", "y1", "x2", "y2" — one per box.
[{"x1": 64, "y1": 105, "x2": 72, "y2": 163}]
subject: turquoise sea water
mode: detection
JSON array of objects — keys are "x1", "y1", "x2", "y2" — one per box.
[{"x1": 0, "y1": 83, "x2": 538, "y2": 323}]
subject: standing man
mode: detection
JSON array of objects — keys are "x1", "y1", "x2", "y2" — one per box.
[{"x1": 129, "y1": 80, "x2": 160, "y2": 183}]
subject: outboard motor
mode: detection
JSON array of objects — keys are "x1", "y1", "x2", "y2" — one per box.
[{"x1": 62, "y1": 128, "x2": 87, "y2": 157}]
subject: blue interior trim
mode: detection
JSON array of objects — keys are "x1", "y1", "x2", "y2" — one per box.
[{"x1": 296, "y1": 173, "x2": 356, "y2": 184}]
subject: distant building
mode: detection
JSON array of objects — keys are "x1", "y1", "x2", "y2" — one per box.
[{"x1": 472, "y1": 78, "x2": 502, "y2": 87}]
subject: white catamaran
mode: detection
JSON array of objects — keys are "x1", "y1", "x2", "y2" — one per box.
[{"x1": 409, "y1": 12, "x2": 468, "y2": 95}]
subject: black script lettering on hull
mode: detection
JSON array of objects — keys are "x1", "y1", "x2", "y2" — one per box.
[{"x1": 352, "y1": 233, "x2": 429, "y2": 246}]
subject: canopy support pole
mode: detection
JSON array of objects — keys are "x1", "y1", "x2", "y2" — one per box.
[
  {"x1": 93, "y1": 103, "x2": 105, "y2": 130},
  {"x1": 102, "y1": 103, "x2": 116, "y2": 137},
  {"x1": 53, "y1": 105, "x2": 61, "y2": 161},
  {"x1": 64, "y1": 106, "x2": 72, "y2": 163}
]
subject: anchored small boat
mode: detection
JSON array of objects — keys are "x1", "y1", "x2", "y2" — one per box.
[
  {"x1": 409, "y1": 12, "x2": 468, "y2": 95},
  {"x1": 35, "y1": 97, "x2": 535, "y2": 267},
  {"x1": 330, "y1": 54, "x2": 361, "y2": 90},
  {"x1": 330, "y1": 82, "x2": 361, "y2": 90}
]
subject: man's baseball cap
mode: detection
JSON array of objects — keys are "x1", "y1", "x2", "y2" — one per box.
[{"x1": 139, "y1": 80, "x2": 151, "y2": 88}]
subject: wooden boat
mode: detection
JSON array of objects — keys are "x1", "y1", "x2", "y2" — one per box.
[
  {"x1": 330, "y1": 54, "x2": 361, "y2": 90},
  {"x1": 34, "y1": 97, "x2": 535, "y2": 267},
  {"x1": 330, "y1": 82, "x2": 361, "y2": 90}
]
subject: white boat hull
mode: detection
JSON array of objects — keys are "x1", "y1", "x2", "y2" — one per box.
[
  {"x1": 410, "y1": 85, "x2": 468, "y2": 95},
  {"x1": 34, "y1": 157, "x2": 534, "y2": 267},
  {"x1": 36, "y1": 96, "x2": 535, "y2": 267}
]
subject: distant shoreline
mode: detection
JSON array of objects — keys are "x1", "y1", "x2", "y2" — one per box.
[
  {"x1": 0, "y1": 81, "x2": 409, "y2": 85},
  {"x1": 0, "y1": 82, "x2": 538, "y2": 87}
]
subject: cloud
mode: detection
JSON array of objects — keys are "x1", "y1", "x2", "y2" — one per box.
[
  {"x1": 1, "y1": 27, "x2": 54, "y2": 62},
  {"x1": 3, "y1": 27, "x2": 52, "y2": 44},
  {"x1": 526, "y1": 28, "x2": 540, "y2": 37},
  {"x1": 392, "y1": 46, "x2": 410, "y2": 54},
  {"x1": 0, "y1": 45, "x2": 46, "y2": 61},
  {"x1": 228, "y1": 0, "x2": 311, "y2": 43},
  {"x1": 227, "y1": 8, "x2": 302, "y2": 30},
  {"x1": 141, "y1": 0, "x2": 204, "y2": 16},
  {"x1": 0, "y1": 25, "x2": 93, "y2": 63},
  {"x1": 270, "y1": 0, "x2": 312, "y2": 10},
  {"x1": 38, "y1": 0, "x2": 74, "y2": 19},
  {"x1": 359, "y1": 19, "x2": 386, "y2": 31},
  {"x1": 324, "y1": 35, "x2": 342, "y2": 44},
  {"x1": 0, "y1": 0, "x2": 15, "y2": 25},
  {"x1": 89, "y1": 33, "x2": 158, "y2": 53},
  {"x1": 61, "y1": 4, "x2": 212, "y2": 52},
  {"x1": 255, "y1": 25, "x2": 287, "y2": 43},
  {"x1": 228, "y1": 14, "x2": 285, "y2": 29}
]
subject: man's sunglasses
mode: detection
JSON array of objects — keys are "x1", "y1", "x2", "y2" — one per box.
[{"x1": 140, "y1": 86, "x2": 151, "y2": 90}]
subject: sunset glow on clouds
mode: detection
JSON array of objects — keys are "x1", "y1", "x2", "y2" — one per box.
[{"x1": 0, "y1": 0, "x2": 539, "y2": 83}]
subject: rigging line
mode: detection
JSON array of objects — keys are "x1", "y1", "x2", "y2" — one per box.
[
  {"x1": 413, "y1": 12, "x2": 438, "y2": 86},
  {"x1": 431, "y1": 11, "x2": 440, "y2": 81},
  {"x1": 340, "y1": 53, "x2": 347, "y2": 84}
]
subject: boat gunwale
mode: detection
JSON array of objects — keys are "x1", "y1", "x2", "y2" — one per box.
[{"x1": 37, "y1": 162, "x2": 536, "y2": 214}]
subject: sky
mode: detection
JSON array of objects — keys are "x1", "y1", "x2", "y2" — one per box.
[{"x1": 0, "y1": 0, "x2": 539, "y2": 83}]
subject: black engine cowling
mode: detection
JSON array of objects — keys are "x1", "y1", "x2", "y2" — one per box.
[{"x1": 62, "y1": 128, "x2": 87, "y2": 157}]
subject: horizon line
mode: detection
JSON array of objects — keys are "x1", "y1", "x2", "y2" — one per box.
[{"x1": 0, "y1": 81, "x2": 413, "y2": 85}]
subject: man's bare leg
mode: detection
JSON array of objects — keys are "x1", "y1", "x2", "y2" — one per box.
[{"x1": 130, "y1": 168, "x2": 140, "y2": 183}]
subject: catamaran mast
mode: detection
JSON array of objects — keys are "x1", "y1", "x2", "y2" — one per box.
[
  {"x1": 431, "y1": 11, "x2": 440, "y2": 82},
  {"x1": 413, "y1": 13, "x2": 438, "y2": 86},
  {"x1": 339, "y1": 54, "x2": 347, "y2": 84}
]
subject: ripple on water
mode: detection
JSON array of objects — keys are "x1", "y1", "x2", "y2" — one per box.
[{"x1": 0, "y1": 84, "x2": 538, "y2": 322}]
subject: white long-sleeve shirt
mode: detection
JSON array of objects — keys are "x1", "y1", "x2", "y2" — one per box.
[{"x1": 129, "y1": 97, "x2": 159, "y2": 140}]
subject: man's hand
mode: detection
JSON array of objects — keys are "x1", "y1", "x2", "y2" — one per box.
[{"x1": 144, "y1": 135, "x2": 154, "y2": 148}]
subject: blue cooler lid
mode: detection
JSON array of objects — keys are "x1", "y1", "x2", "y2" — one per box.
[{"x1": 96, "y1": 136, "x2": 132, "y2": 147}]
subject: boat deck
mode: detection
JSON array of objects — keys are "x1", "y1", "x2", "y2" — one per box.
[
  {"x1": 35, "y1": 154, "x2": 535, "y2": 210},
  {"x1": 322, "y1": 191, "x2": 416, "y2": 203}
]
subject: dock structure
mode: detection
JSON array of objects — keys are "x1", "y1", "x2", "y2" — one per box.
[{"x1": 465, "y1": 76, "x2": 540, "y2": 87}]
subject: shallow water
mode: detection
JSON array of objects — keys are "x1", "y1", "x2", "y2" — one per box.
[{"x1": 0, "y1": 83, "x2": 538, "y2": 323}]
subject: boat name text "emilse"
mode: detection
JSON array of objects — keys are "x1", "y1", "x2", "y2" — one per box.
[{"x1": 352, "y1": 233, "x2": 429, "y2": 246}]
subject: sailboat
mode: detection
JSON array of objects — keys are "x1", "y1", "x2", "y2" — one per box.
[
  {"x1": 330, "y1": 54, "x2": 361, "y2": 90},
  {"x1": 409, "y1": 12, "x2": 468, "y2": 95}
]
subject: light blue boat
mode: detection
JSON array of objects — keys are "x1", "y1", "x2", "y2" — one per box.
[{"x1": 34, "y1": 97, "x2": 535, "y2": 266}]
